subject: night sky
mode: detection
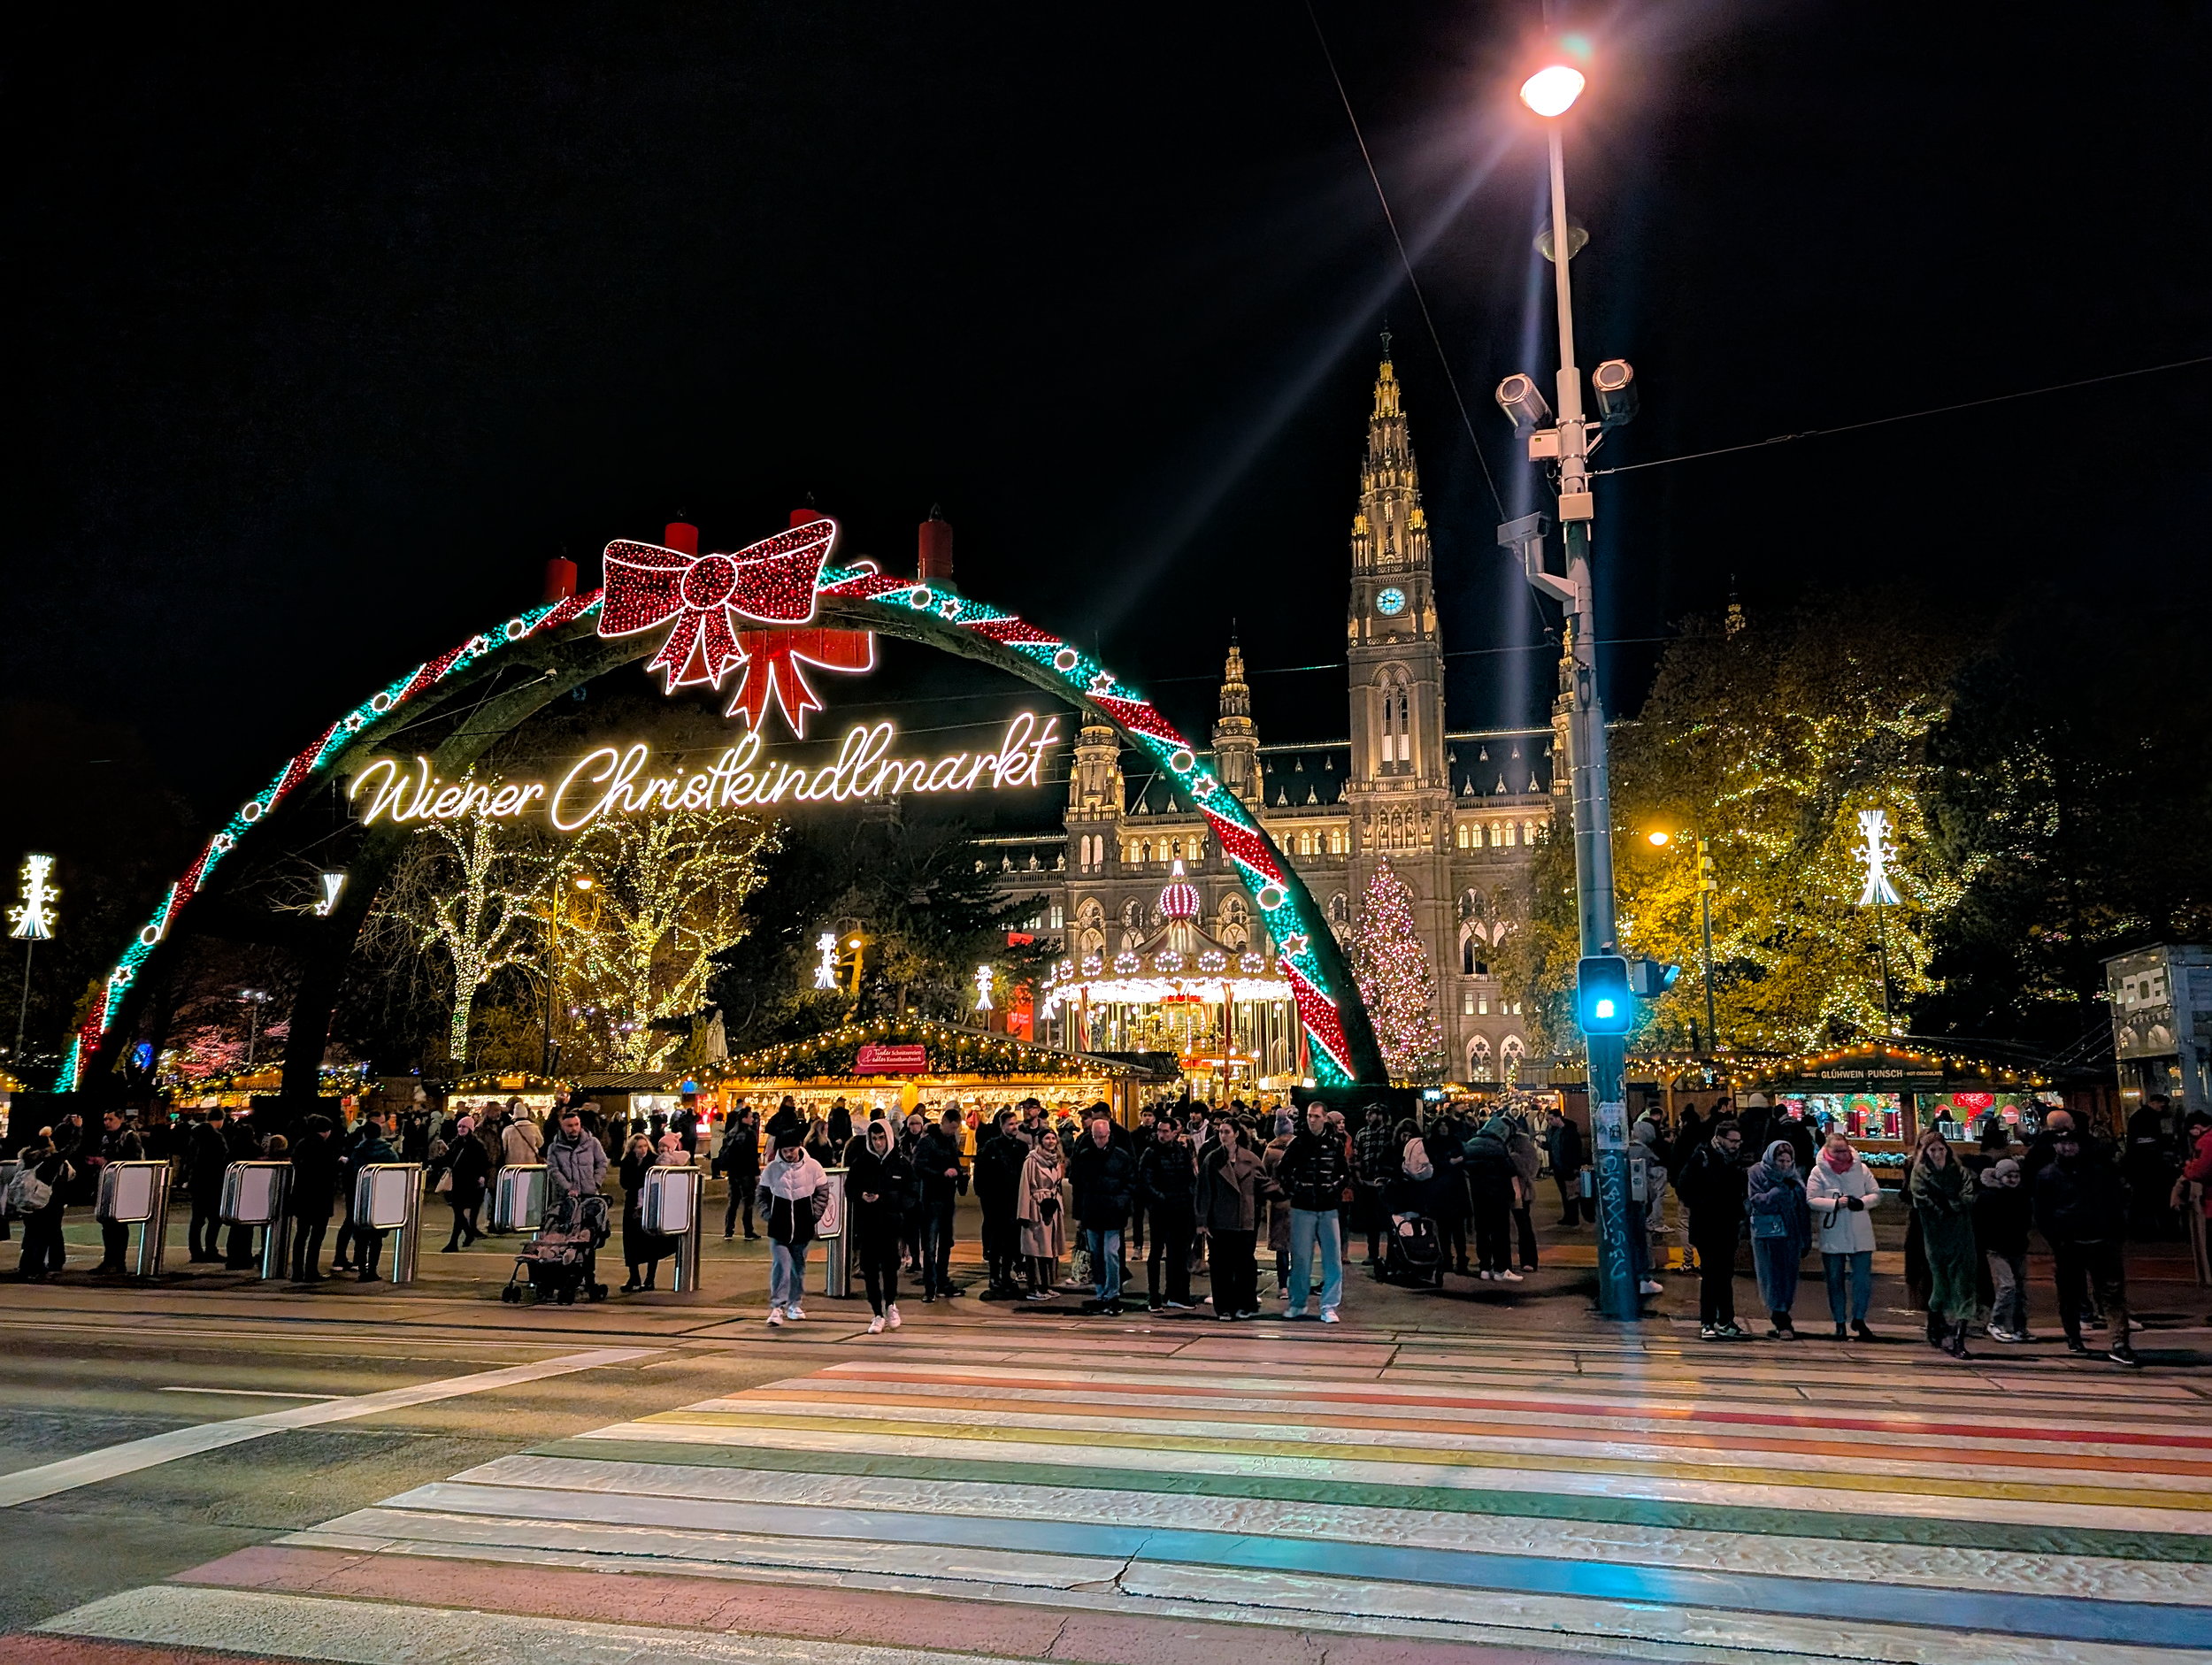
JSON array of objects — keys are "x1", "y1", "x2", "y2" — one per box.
[{"x1": 11, "y1": 4, "x2": 2211, "y2": 818}]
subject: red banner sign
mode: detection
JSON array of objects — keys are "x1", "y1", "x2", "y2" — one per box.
[{"x1": 855, "y1": 1043, "x2": 928, "y2": 1076}]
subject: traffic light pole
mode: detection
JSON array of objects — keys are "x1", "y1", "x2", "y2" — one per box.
[{"x1": 1544, "y1": 123, "x2": 1640, "y2": 1323}]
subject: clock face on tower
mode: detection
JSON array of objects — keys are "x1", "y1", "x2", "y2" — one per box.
[{"x1": 1375, "y1": 586, "x2": 1407, "y2": 618}]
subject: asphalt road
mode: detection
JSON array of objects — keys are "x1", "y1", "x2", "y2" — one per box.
[{"x1": 0, "y1": 1319, "x2": 805, "y2": 1635}]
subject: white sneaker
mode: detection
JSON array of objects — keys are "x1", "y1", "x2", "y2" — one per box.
[
  {"x1": 1320, "y1": 1308, "x2": 1340, "y2": 1324},
  {"x1": 1497, "y1": 1270, "x2": 1525, "y2": 1283},
  {"x1": 787, "y1": 1306, "x2": 806, "y2": 1322},
  {"x1": 1639, "y1": 1279, "x2": 1663, "y2": 1295},
  {"x1": 867, "y1": 1315, "x2": 886, "y2": 1334},
  {"x1": 766, "y1": 1306, "x2": 785, "y2": 1327},
  {"x1": 886, "y1": 1304, "x2": 902, "y2": 1330}
]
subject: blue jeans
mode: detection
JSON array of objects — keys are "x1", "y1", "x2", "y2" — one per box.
[
  {"x1": 1287, "y1": 1207, "x2": 1343, "y2": 1316},
  {"x1": 1822, "y1": 1249, "x2": 1871, "y2": 1326},
  {"x1": 771, "y1": 1239, "x2": 810, "y2": 1308},
  {"x1": 1084, "y1": 1227, "x2": 1123, "y2": 1304},
  {"x1": 1752, "y1": 1235, "x2": 1801, "y2": 1316}
]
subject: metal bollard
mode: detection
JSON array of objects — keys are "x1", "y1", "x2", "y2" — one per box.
[
  {"x1": 641, "y1": 1164, "x2": 704, "y2": 1293},
  {"x1": 353, "y1": 1163, "x2": 425, "y2": 1284},
  {"x1": 96, "y1": 1160, "x2": 174, "y2": 1279},
  {"x1": 219, "y1": 1161, "x2": 293, "y2": 1279},
  {"x1": 491, "y1": 1164, "x2": 547, "y2": 1233},
  {"x1": 818, "y1": 1168, "x2": 850, "y2": 1299}
]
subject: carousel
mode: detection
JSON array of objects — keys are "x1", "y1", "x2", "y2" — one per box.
[{"x1": 1037, "y1": 861, "x2": 1305, "y2": 1093}]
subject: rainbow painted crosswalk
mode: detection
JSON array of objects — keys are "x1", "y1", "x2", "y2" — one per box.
[{"x1": 35, "y1": 1317, "x2": 2212, "y2": 1664}]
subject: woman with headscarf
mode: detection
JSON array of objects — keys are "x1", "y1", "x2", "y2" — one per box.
[
  {"x1": 1806, "y1": 1129, "x2": 1882, "y2": 1341},
  {"x1": 1910, "y1": 1129, "x2": 1978, "y2": 1357},
  {"x1": 618, "y1": 1132, "x2": 676, "y2": 1291},
  {"x1": 435, "y1": 1112, "x2": 489, "y2": 1251},
  {"x1": 1745, "y1": 1139, "x2": 1810, "y2": 1338},
  {"x1": 846, "y1": 1117, "x2": 912, "y2": 1332},
  {"x1": 1016, "y1": 1127, "x2": 1068, "y2": 1298}
]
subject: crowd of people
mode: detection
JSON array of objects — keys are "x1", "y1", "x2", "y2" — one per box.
[
  {"x1": 2, "y1": 1094, "x2": 690, "y2": 1287},
  {"x1": 1644, "y1": 1096, "x2": 2212, "y2": 1366},
  {"x1": 704, "y1": 1093, "x2": 1591, "y2": 1331},
  {"x1": 9, "y1": 1087, "x2": 2206, "y2": 1370}
]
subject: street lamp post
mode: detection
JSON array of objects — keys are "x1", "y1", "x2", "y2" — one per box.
[{"x1": 1501, "y1": 56, "x2": 1643, "y2": 1320}]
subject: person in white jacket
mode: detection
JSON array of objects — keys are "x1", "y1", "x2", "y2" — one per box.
[{"x1": 1806, "y1": 1130, "x2": 1883, "y2": 1340}]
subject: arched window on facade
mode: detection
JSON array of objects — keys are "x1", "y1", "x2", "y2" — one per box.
[
  {"x1": 1501, "y1": 1034, "x2": 1526, "y2": 1083},
  {"x1": 1328, "y1": 892, "x2": 1349, "y2": 925},
  {"x1": 1378, "y1": 670, "x2": 1414, "y2": 771},
  {"x1": 1469, "y1": 1035, "x2": 1493, "y2": 1079}
]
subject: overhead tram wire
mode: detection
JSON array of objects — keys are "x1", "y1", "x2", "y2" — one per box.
[
  {"x1": 1594, "y1": 353, "x2": 2212, "y2": 477},
  {"x1": 1304, "y1": 0, "x2": 1504, "y2": 520}
]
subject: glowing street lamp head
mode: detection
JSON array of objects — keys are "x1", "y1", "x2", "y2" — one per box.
[
  {"x1": 1646, "y1": 831, "x2": 1671, "y2": 848},
  {"x1": 1519, "y1": 64, "x2": 1586, "y2": 118}
]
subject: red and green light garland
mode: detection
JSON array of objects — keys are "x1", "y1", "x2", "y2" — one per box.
[{"x1": 64, "y1": 522, "x2": 1364, "y2": 1090}]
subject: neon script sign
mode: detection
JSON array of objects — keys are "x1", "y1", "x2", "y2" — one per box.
[{"x1": 349, "y1": 712, "x2": 1064, "y2": 833}]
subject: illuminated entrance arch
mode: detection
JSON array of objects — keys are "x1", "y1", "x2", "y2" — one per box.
[{"x1": 63, "y1": 521, "x2": 1386, "y2": 1093}]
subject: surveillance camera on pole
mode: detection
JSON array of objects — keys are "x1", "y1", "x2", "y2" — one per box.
[{"x1": 1505, "y1": 43, "x2": 1648, "y2": 1320}]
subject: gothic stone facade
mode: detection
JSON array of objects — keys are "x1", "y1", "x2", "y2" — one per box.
[{"x1": 987, "y1": 355, "x2": 1555, "y2": 1083}]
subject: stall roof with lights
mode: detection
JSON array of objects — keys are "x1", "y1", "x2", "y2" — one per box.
[
  {"x1": 1730, "y1": 1040, "x2": 2047, "y2": 1093},
  {"x1": 710, "y1": 1018, "x2": 1169, "y2": 1086}
]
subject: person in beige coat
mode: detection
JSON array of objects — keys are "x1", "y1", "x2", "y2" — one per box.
[
  {"x1": 1016, "y1": 1129, "x2": 1068, "y2": 1299},
  {"x1": 1806, "y1": 1130, "x2": 1883, "y2": 1340}
]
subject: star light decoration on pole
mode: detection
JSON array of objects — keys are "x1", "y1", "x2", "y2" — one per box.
[
  {"x1": 973, "y1": 963, "x2": 995, "y2": 1012},
  {"x1": 9, "y1": 854, "x2": 58, "y2": 942},
  {"x1": 812, "y1": 932, "x2": 841, "y2": 992},
  {"x1": 1856, "y1": 809, "x2": 1901, "y2": 907}
]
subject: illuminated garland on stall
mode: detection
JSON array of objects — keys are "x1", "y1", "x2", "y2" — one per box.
[
  {"x1": 711, "y1": 1017, "x2": 1121, "y2": 1083},
  {"x1": 65, "y1": 519, "x2": 1373, "y2": 1090}
]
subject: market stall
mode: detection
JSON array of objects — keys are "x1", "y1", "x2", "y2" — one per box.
[
  {"x1": 449, "y1": 1070, "x2": 565, "y2": 1118},
  {"x1": 699, "y1": 1017, "x2": 1173, "y2": 1130},
  {"x1": 1732, "y1": 1043, "x2": 2058, "y2": 1170}
]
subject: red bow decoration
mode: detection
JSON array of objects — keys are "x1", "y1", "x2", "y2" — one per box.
[
  {"x1": 598, "y1": 519, "x2": 872, "y2": 735},
  {"x1": 729, "y1": 626, "x2": 877, "y2": 736}
]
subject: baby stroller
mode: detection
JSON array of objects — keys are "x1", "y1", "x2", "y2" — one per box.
[
  {"x1": 1380, "y1": 1211, "x2": 1447, "y2": 1288},
  {"x1": 501, "y1": 1193, "x2": 611, "y2": 1305}
]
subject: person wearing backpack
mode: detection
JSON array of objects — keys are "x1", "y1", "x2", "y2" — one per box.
[{"x1": 11, "y1": 1132, "x2": 74, "y2": 1279}]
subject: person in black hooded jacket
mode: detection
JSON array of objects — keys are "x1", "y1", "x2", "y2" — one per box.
[
  {"x1": 2033, "y1": 1126, "x2": 2135, "y2": 1364},
  {"x1": 846, "y1": 1118, "x2": 914, "y2": 1331}
]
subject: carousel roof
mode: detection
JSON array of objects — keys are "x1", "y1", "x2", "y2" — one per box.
[{"x1": 1041, "y1": 860, "x2": 1289, "y2": 1016}]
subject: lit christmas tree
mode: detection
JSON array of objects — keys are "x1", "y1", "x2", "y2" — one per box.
[{"x1": 1348, "y1": 856, "x2": 1446, "y2": 1085}]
